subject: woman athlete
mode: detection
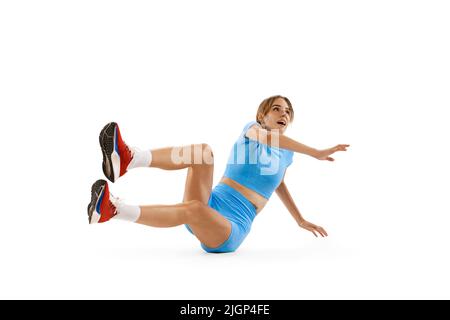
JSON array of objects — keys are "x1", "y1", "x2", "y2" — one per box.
[{"x1": 87, "y1": 95, "x2": 350, "y2": 253}]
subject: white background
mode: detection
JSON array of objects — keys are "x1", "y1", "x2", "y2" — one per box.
[{"x1": 1, "y1": 0, "x2": 449, "y2": 299}]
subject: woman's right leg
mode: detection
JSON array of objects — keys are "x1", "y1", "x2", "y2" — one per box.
[{"x1": 100, "y1": 123, "x2": 213, "y2": 181}]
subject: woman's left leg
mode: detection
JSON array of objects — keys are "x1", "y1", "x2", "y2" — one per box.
[
  {"x1": 89, "y1": 178, "x2": 231, "y2": 249},
  {"x1": 136, "y1": 200, "x2": 231, "y2": 248}
]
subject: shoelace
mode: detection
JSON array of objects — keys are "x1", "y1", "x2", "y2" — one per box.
[
  {"x1": 109, "y1": 193, "x2": 123, "y2": 215},
  {"x1": 130, "y1": 146, "x2": 140, "y2": 158},
  {"x1": 124, "y1": 143, "x2": 133, "y2": 159}
]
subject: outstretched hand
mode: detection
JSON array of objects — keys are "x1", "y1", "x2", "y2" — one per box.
[
  {"x1": 316, "y1": 144, "x2": 350, "y2": 161},
  {"x1": 299, "y1": 220, "x2": 328, "y2": 237}
]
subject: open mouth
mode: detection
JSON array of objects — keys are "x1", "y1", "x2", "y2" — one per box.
[{"x1": 276, "y1": 119, "x2": 287, "y2": 126}]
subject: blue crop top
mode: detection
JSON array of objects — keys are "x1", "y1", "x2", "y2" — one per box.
[{"x1": 223, "y1": 121, "x2": 294, "y2": 199}]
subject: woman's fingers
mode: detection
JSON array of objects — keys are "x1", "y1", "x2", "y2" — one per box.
[
  {"x1": 316, "y1": 226, "x2": 327, "y2": 237},
  {"x1": 333, "y1": 144, "x2": 350, "y2": 152},
  {"x1": 319, "y1": 226, "x2": 328, "y2": 236},
  {"x1": 327, "y1": 144, "x2": 350, "y2": 158},
  {"x1": 302, "y1": 222, "x2": 328, "y2": 238},
  {"x1": 308, "y1": 224, "x2": 327, "y2": 237},
  {"x1": 313, "y1": 226, "x2": 323, "y2": 237}
]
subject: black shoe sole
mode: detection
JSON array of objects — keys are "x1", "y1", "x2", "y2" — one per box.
[
  {"x1": 87, "y1": 179, "x2": 107, "y2": 224},
  {"x1": 99, "y1": 122, "x2": 117, "y2": 183}
]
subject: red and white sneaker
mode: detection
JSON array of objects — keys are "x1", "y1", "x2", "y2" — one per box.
[
  {"x1": 87, "y1": 179, "x2": 119, "y2": 224},
  {"x1": 99, "y1": 122, "x2": 133, "y2": 182}
]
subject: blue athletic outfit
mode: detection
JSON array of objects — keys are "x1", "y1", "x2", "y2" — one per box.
[{"x1": 186, "y1": 121, "x2": 294, "y2": 253}]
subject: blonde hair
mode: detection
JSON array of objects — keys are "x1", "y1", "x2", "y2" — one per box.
[{"x1": 256, "y1": 95, "x2": 294, "y2": 124}]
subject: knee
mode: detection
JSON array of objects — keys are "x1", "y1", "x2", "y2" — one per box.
[
  {"x1": 184, "y1": 200, "x2": 208, "y2": 223},
  {"x1": 195, "y1": 143, "x2": 214, "y2": 166}
]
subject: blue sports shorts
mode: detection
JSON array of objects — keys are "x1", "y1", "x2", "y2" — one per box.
[{"x1": 185, "y1": 182, "x2": 257, "y2": 253}]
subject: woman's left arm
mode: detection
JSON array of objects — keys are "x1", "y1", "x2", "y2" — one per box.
[{"x1": 275, "y1": 180, "x2": 328, "y2": 237}]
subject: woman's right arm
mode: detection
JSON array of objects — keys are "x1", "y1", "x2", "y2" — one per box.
[{"x1": 245, "y1": 124, "x2": 350, "y2": 160}]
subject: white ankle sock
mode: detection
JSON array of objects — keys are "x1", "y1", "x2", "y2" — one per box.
[
  {"x1": 112, "y1": 202, "x2": 141, "y2": 223},
  {"x1": 127, "y1": 149, "x2": 152, "y2": 170}
]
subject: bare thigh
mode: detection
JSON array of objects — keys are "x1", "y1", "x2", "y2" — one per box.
[
  {"x1": 182, "y1": 146, "x2": 231, "y2": 248},
  {"x1": 183, "y1": 164, "x2": 214, "y2": 205},
  {"x1": 186, "y1": 200, "x2": 232, "y2": 248}
]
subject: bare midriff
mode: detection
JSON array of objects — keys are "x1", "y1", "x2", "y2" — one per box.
[{"x1": 219, "y1": 176, "x2": 268, "y2": 214}]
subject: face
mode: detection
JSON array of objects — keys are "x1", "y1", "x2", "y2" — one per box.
[{"x1": 259, "y1": 98, "x2": 292, "y2": 134}]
